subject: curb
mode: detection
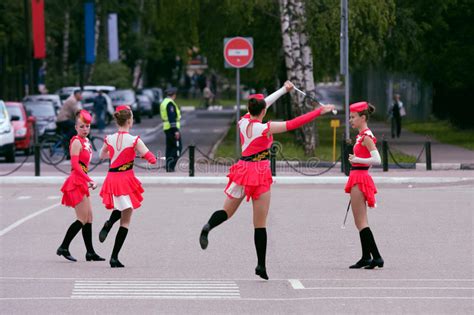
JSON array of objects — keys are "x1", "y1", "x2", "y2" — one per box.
[
  {"x1": 415, "y1": 163, "x2": 474, "y2": 170},
  {"x1": 1, "y1": 176, "x2": 472, "y2": 185}
]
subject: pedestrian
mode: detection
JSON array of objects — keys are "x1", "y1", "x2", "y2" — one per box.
[
  {"x1": 198, "y1": 81, "x2": 336, "y2": 280},
  {"x1": 203, "y1": 85, "x2": 214, "y2": 109},
  {"x1": 56, "y1": 110, "x2": 105, "y2": 262},
  {"x1": 389, "y1": 93, "x2": 405, "y2": 138},
  {"x1": 345, "y1": 101, "x2": 384, "y2": 269},
  {"x1": 98, "y1": 105, "x2": 157, "y2": 268},
  {"x1": 57, "y1": 90, "x2": 82, "y2": 149},
  {"x1": 93, "y1": 90, "x2": 107, "y2": 131},
  {"x1": 159, "y1": 87, "x2": 181, "y2": 172}
]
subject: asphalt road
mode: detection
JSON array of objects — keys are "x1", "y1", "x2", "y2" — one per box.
[{"x1": 1, "y1": 181, "x2": 472, "y2": 314}]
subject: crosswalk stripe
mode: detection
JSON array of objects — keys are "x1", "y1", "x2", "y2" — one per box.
[{"x1": 72, "y1": 280, "x2": 241, "y2": 299}]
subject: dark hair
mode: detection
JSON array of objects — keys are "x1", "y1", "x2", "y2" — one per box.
[
  {"x1": 75, "y1": 110, "x2": 82, "y2": 120},
  {"x1": 248, "y1": 98, "x2": 266, "y2": 116},
  {"x1": 114, "y1": 109, "x2": 132, "y2": 126},
  {"x1": 73, "y1": 89, "x2": 82, "y2": 95},
  {"x1": 358, "y1": 103, "x2": 375, "y2": 121}
]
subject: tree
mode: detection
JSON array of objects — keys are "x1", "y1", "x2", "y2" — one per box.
[{"x1": 280, "y1": 0, "x2": 319, "y2": 155}]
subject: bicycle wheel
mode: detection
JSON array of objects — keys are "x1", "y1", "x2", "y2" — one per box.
[
  {"x1": 89, "y1": 136, "x2": 105, "y2": 165},
  {"x1": 40, "y1": 135, "x2": 67, "y2": 165}
]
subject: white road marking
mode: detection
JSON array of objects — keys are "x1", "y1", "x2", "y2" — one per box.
[
  {"x1": 2, "y1": 277, "x2": 473, "y2": 282},
  {"x1": 71, "y1": 280, "x2": 241, "y2": 299},
  {"x1": 288, "y1": 279, "x2": 305, "y2": 289},
  {"x1": 73, "y1": 295, "x2": 240, "y2": 299},
  {"x1": 301, "y1": 286, "x2": 473, "y2": 290},
  {"x1": 17, "y1": 196, "x2": 32, "y2": 200},
  {"x1": 1, "y1": 296, "x2": 470, "y2": 301},
  {"x1": 0, "y1": 203, "x2": 60, "y2": 237},
  {"x1": 76, "y1": 278, "x2": 239, "y2": 284}
]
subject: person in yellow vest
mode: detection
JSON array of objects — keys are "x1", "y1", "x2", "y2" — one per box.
[{"x1": 160, "y1": 87, "x2": 181, "y2": 172}]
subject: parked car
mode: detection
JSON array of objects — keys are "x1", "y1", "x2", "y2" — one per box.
[
  {"x1": 137, "y1": 95, "x2": 153, "y2": 118},
  {"x1": 109, "y1": 89, "x2": 141, "y2": 123},
  {"x1": 5, "y1": 102, "x2": 35, "y2": 155},
  {"x1": 0, "y1": 100, "x2": 16, "y2": 162},
  {"x1": 81, "y1": 87, "x2": 115, "y2": 122},
  {"x1": 138, "y1": 88, "x2": 163, "y2": 116},
  {"x1": 23, "y1": 101, "x2": 57, "y2": 138},
  {"x1": 55, "y1": 87, "x2": 79, "y2": 102},
  {"x1": 84, "y1": 85, "x2": 116, "y2": 93},
  {"x1": 23, "y1": 94, "x2": 62, "y2": 113},
  {"x1": 80, "y1": 91, "x2": 113, "y2": 127}
]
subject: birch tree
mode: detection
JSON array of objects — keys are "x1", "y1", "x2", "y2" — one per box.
[{"x1": 279, "y1": 0, "x2": 318, "y2": 155}]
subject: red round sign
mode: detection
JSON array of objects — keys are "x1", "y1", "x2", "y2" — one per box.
[{"x1": 224, "y1": 37, "x2": 253, "y2": 68}]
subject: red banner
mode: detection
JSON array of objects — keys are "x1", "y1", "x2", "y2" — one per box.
[{"x1": 31, "y1": 0, "x2": 46, "y2": 59}]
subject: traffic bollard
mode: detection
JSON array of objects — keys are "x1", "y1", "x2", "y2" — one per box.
[{"x1": 189, "y1": 145, "x2": 195, "y2": 177}]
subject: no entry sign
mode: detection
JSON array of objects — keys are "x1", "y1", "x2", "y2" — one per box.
[{"x1": 224, "y1": 37, "x2": 254, "y2": 68}]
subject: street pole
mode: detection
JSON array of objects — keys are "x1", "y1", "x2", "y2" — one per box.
[
  {"x1": 235, "y1": 68, "x2": 240, "y2": 157},
  {"x1": 342, "y1": 0, "x2": 350, "y2": 140},
  {"x1": 340, "y1": 0, "x2": 350, "y2": 174},
  {"x1": 24, "y1": 0, "x2": 33, "y2": 95}
]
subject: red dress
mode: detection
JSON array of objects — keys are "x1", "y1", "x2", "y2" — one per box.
[
  {"x1": 225, "y1": 114, "x2": 273, "y2": 201},
  {"x1": 60, "y1": 136, "x2": 92, "y2": 207},
  {"x1": 344, "y1": 128, "x2": 378, "y2": 207},
  {"x1": 100, "y1": 132, "x2": 144, "y2": 210}
]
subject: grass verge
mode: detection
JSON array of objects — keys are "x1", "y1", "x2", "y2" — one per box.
[{"x1": 405, "y1": 120, "x2": 474, "y2": 151}]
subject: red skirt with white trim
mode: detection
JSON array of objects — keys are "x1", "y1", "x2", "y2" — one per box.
[
  {"x1": 344, "y1": 170, "x2": 378, "y2": 207},
  {"x1": 224, "y1": 160, "x2": 273, "y2": 201},
  {"x1": 60, "y1": 173, "x2": 90, "y2": 208},
  {"x1": 100, "y1": 170, "x2": 144, "y2": 210}
]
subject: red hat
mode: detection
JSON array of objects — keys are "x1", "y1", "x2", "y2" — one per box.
[
  {"x1": 350, "y1": 101, "x2": 369, "y2": 113},
  {"x1": 115, "y1": 105, "x2": 131, "y2": 113},
  {"x1": 78, "y1": 110, "x2": 92, "y2": 124},
  {"x1": 248, "y1": 94, "x2": 265, "y2": 100}
]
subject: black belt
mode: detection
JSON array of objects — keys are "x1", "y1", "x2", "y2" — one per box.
[
  {"x1": 240, "y1": 149, "x2": 270, "y2": 162},
  {"x1": 351, "y1": 166, "x2": 370, "y2": 170},
  {"x1": 72, "y1": 161, "x2": 88, "y2": 173},
  {"x1": 109, "y1": 161, "x2": 134, "y2": 172}
]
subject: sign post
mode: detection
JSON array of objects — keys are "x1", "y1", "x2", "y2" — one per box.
[
  {"x1": 331, "y1": 119, "x2": 341, "y2": 162},
  {"x1": 224, "y1": 37, "x2": 254, "y2": 157}
]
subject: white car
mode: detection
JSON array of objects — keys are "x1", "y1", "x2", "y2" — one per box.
[{"x1": 0, "y1": 100, "x2": 16, "y2": 162}]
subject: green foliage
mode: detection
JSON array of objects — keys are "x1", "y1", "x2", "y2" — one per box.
[
  {"x1": 405, "y1": 120, "x2": 474, "y2": 150},
  {"x1": 91, "y1": 62, "x2": 132, "y2": 89},
  {"x1": 1, "y1": 0, "x2": 471, "y2": 127},
  {"x1": 306, "y1": 0, "x2": 395, "y2": 78}
]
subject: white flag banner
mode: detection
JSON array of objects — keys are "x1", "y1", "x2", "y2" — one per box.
[{"x1": 108, "y1": 13, "x2": 119, "y2": 62}]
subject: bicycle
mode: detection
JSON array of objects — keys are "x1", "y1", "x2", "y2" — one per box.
[{"x1": 40, "y1": 130, "x2": 104, "y2": 166}]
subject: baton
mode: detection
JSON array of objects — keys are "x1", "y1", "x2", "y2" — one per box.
[
  {"x1": 294, "y1": 86, "x2": 338, "y2": 115},
  {"x1": 341, "y1": 199, "x2": 351, "y2": 229}
]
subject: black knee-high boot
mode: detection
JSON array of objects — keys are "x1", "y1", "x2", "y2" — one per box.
[
  {"x1": 350, "y1": 227, "x2": 372, "y2": 269},
  {"x1": 110, "y1": 226, "x2": 128, "y2": 268},
  {"x1": 57, "y1": 220, "x2": 83, "y2": 261},
  {"x1": 199, "y1": 210, "x2": 228, "y2": 250},
  {"x1": 364, "y1": 228, "x2": 384, "y2": 269},
  {"x1": 99, "y1": 210, "x2": 121, "y2": 243},
  {"x1": 254, "y1": 228, "x2": 269, "y2": 280},
  {"x1": 82, "y1": 223, "x2": 105, "y2": 261}
]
